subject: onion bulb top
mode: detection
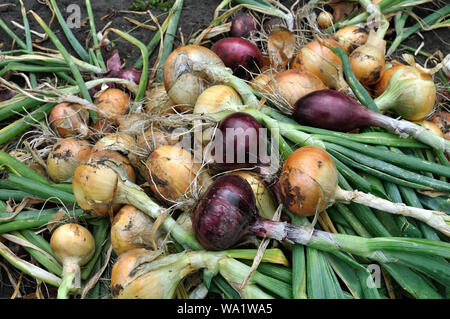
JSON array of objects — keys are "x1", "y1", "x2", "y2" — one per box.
[
  {"x1": 334, "y1": 26, "x2": 369, "y2": 53},
  {"x1": 94, "y1": 88, "x2": 130, "y2": 122},
  {"x1": 49, "y1": 102, "x2": 90, "y2": 138},
  {"x1": 291, "y1": 38, "x2": 348, "y2": 90}
]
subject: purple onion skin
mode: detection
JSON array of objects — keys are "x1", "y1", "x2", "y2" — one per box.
[
  {"x1": 230, "y1": 12, "x2": 258, "y2": 38},
  {"x1": 119, "y1": 68, "x2": 142, "y2": 84},
  {"x1": 292, "y1": 89, "x2": 376, "y2": 132},
  {"x1": 212, "y1": 37, "x2": 263, "y2": 79},
  {"x1": 212, "y1": 112, "x2": 270, "y2": 171},
  {"x1": 191, "y1": 174, "x2": 258, "y2": 250}
]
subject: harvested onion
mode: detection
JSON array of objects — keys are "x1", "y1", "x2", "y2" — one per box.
[
  {"x1": 111, "y1": 205, "x2": 164, "y2": 255},
  {"x1": 335, "y1": 26, "x2": 368, "y2": 53},
  {"x1": 193, "y1": 85, "x2": 243, "y2": 115},
  {"x1": 94, "y1": 88, "x2": 130, "y2": 122},
  {"x1": 291, "y1": 38, "x2": 348, "y2": 90},
  {"x1": 50, "y1": 223, "x2": 95, "y2": 299},
  {"x1": 47, "y1": 138, "x2": 92, "y2": 183},
  {"x1": 317, "y1": 11, "x2": 334, "y2": 29},
  {"x1": 49, "y1": 102, "x2": 90, "y2": 138}
]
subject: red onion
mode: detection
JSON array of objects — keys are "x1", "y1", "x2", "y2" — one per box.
[
  {"x1": 212, "y1": 38, "x2": 263, "y2": 79},
  {"x1": 0, "y1": 87, "x2": 16, "y2": 101},
  {"x1": 291, "y1": 89, "x2": 450, "y2": 155},
  {"x1": 191, "y1": 174, "x2": 315, "y2": 250},
  {"x1": 230, "y1": 12, "x2": 258, "y2": 38},
  {"x1": 210, "y1": 112, "x2": 272, "y2": 176}
]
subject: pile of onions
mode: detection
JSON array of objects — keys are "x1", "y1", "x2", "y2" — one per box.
[
  {"x1": 49, "y1": 102, "x2": 90, "y2": 138},
  {"x1": 291, "y1": 89, "x2": 450, "y2": 154},
  {"x1": 291, "y1": 38, "x2": 348, "y2": 90},
  {"x1": 334, "y1": 26, "x2": 369, "y2": 53},
  {"x1": 212, "y1": 37, "x2": 263, "y2": 80},
  {"x1": 373, "y1": 63, "x2": 436, "y2": 121},
  {"x1": 349, "y1": 30, "x2": 386, "y2": 87},
  {"x1": 47, "y1": 138, "x2": 92, "y2": 183},
  {"x1": 191, "y1": 154, "x2": 450, "y2": 251},
  {"x1": 111, "y1": 205, "x2": 164, "y2": 255},
  {"x1": 50, "y1": 223, "x2": 95, "y2": 299},
  {"x1": 94, "y1": 88, "x2": 130, "y2": 122}
]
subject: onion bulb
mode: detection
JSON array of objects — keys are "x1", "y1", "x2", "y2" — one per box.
[
  {"x1": 291, "y1": 38, "x2": 348, "y2": 90},
  {"x1": 163, "y1": 45, "x2": 224, "y2": 106},
  {"x1": 250, "y1": 73, "x2": 272, "y2": 93},
  {"x1": 212, "y1": 37, "x2": 263, "y2": 79},
  {"x1": 145, "y1": 145, "x2": 211, "y2": 203},
  {"x1": 50, "y1": 223, "x2": 95, "y2": 299},
  {"x1": 267, "y1": 69, "x2": 327, "y2": 108},
  {"x1": 230, "y1": 12, "x2": 258, "y2": 38},
  {"x1": 230, "y1": 171, "x2": 277, "y2": 220},
  {"x1": 349, "y1": 29, "x2": 386, "y2": 87},
  {"x1": 47, "y1": 138, "x2": 92, "y2": 183},
  {"x1": 193, "y1": 85, "x2": 243, "y2": 115},
  {"x1": 374, "y1": 64, "x2": 437, "y2": 120},
  {"x1": 317, "y1": 11, "x2": 333, "y2": 29},
  {"x1": 49, "y1": 102, "x2": 90, "y2": 138},
  {"x1": 145, "y1": 84, "x2": 175, "y2": 114},
  {"x1": 94, "y1": 88, "x2": 130, "y2": 122},
  {"x1": 335, "y1": 26, "x2": 369, "y2": 53},
  {"x1": 111, "y1": 205, "x2": 164, "y2": 255},
  {"x1": 278, "y1": 146, "x2": 450, "y2": 235}
]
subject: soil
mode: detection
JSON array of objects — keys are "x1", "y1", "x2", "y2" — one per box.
[{"x1": 0, "y1": 0, "x2": 448, "y2": 299}]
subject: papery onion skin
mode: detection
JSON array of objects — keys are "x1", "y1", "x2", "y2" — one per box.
[
  {"x1": 335, "y1": 26, "x2": 369, "y2": 53},
  {"x1": 94, "y1": 88, "x2": 130, "y2": 122},
  {"x1": 49, "y1": 102, "x2": 90, "y2": 138},
  {"x1": 111, "y1": 205, "x2": 163, "y2": 255},
  {"x1": 191, "y1": 174, "x2": 258, "y2": 250},
  {"x1": 47, "y1": 138, "x2": 92, "y2": 183},
  {"x1": 193, "y1": 85, "x2": 243, "y2": 115},
  {"x1": 231, "y1": 12, "x2": 258, "y2": 38},
  {"x1": 291, "y1": 38, "x2": 347, "y2": 90},
  {"x1": 292, "y1": 89, "x2": 374, "y2": 132},
  {"x1": 268, "y1": 69, "x2": 327, "y2": 107},
  {"x1": 212, "y1": 37, "x2": 263, "y2": 80},
  {"x1": 50, "y1": 223, "x2": 95, "y2": 272},
  {"x1": 145, "y1": 145, "x2": 202, "y2": 202},
  {"x1": 279, "y1": 146, "x2": 337, "y2": 216},
  {"x1": 163, "y1": 45, "x2": 224, "y2": 106}
]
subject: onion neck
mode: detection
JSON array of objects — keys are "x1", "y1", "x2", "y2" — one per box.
[{"x1": 114, "y1": 178, "x2": 204, "y2": 250}]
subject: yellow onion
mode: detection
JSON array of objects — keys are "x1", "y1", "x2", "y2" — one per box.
[
  {"x1": 335, "y1": 26, "x2": 369, "y2": 53},
  {"x1": 89, "y1": 118, "x2": 115, "y2": 138},
  {"x1": 145, "y1": 145, "x2": 211, "y2": 203},
  {"x1": 230, "y1": 171, "x2": 277, "y2": 220},
  {"x1": 374, "y1": 65, "x2": 437, "y2": 120},
  {"x1": 349, "y1": 30, "x2": 386, "y2": 87},
  {"x1": 78, "y1": 149, "x2": 136, "y2": 217},
  {"x1": 163, "y1": 45, "x2": 225, "y2": 106},
  {"x1": 111, "y1": 205, "x2": 165, "y2": 255},
  {"x1": 117, "y1": 114, "x2": 148, "y2": 135},
  {"x1": 291, "y1": 38, "x2": 348, "y2": 90},
  {"x1": 111, "y1": 249, "x2": 205, "y2": 299},
  {"x1": 193, "y1": 85, "x2": 243, "y2": 115},
  {"x1": 267, "y1": 69, "x2": 327, "y2": 108},
  {"x1": 50, "y1": 223, "x2": 95, "y2": 298},
  {"x1": 94, "y1": 132, "x2": 138, "y2": 156},
  {"x1": 279, "y1": 146, "x2": 337, "y2": 216},
  {"x1": 374, "y1": 62, "x2": 405, "y2": 97},
  {"x1": 317, "y1": 11, "x2": 334, "y2": 29},
  {"x1": 49, "y1": 102, "x2": 90, "y2": 138},
  {"x1": 94, "y1": 88, "x2": 130, "y2": 122},
  {"x1": 47, "y1": 138, "x2": 92, "y2": 183}
]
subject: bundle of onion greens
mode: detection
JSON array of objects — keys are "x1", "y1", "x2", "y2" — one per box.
[{"x1": 0, "y1": 0, "x2": 449, "y2": 300}]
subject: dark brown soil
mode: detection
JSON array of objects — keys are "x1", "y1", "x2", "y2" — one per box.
[{"x1": 0, "y1": 0, "x2": 448, "y2": 299}]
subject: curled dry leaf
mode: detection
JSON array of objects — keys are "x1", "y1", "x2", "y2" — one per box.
[{"x1": 267, "y1": 27, "x2": 296, "y2": 71}]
